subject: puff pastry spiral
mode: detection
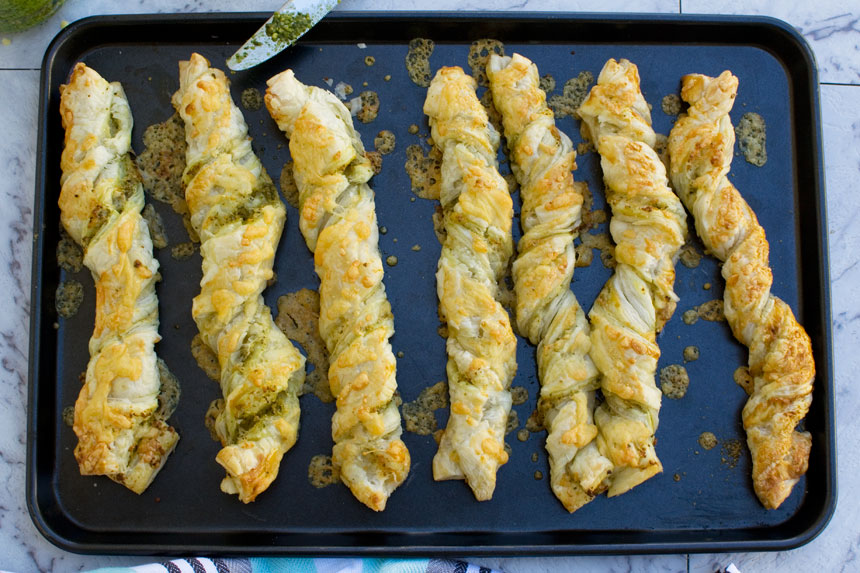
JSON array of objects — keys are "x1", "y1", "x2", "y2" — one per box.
[
  {"x1": 668, "y1": 71, "x2": 814, "y2": 509},
  {"x1": 265, "y1": 70, "x2": 409, "y2": 511},
  {"x1": 423, "y1": 66, "x2": 518, "y2": 501},
  {"x1": 59, "y1": 63, "x2": 179, "y2": 493},
  {"x1": 577, "y1": 59, "x2": 687, "y2": 496},
  {"x1": 173, "y1": 53, "x2": 306, "y2": 503},
  {"x1": 487, "y1": 53, "x2": 611, "y2": 511}
]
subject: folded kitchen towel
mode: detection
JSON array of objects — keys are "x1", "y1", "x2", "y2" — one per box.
[{"x1": 87, "y1": 557, "x2": 504, "y2": 573}]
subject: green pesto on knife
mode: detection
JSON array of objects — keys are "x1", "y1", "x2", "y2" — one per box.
[{"x1": 265, "y1": 12, "x2": 313, "y2": 45}]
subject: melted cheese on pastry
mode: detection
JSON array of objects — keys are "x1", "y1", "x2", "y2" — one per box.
[
  {"x1": 487, "y1": 53, "x2": 611, "y2": 512},
  {"x1": 265, "y1": 70, "x2": 409, "y2": 511},
  {"x1": 423, "y1": 66, "x2": 517, "y2": 501},
  {"x1": 59, "y1": 63, "x2": 179, "y2": 493},
  {"x1": 172, "y1": 53, "x2": 305, "y2": 503},
  {"x1": 577, "y1": 59, "x2": 687, "y2": 496},
  {"x1": 668, "y1": 71, "x2": 814, "y2": 509}
]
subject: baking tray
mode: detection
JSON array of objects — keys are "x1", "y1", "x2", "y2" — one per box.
[{"x1": 27, "y1": 12, "x2": 835, "y2": 555}]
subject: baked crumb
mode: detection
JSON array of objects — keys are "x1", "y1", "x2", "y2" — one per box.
[
  {"x1": 405, "y1": 38, "x2": 435, "y2": 87},
  {"x1": 275, "y1": 289, "x2": 332, "y2": 403},
  {"x1": 576, "y1": 231, "x2": 615, "y2": 269},
  {"x1": 57, "y1": 229, "x2": 83, "y2": 272},
  {"x1": 683, "y1": 345, "x2": 700, "y2": 362},
  {"x1": 401, "y1": 381, "x2": 448, "y2": 435},
  {"x1": 697, "y1": 299, "x2": 725, "y2": 322},
  {"x1": 660, "y1": 364, "x2": 690, "y2": 399},
  {"x1": 155, "y1": 358, "x2": 181, "y2": 420},
  {"x1": 204, "y1": 398, "x2": 224, "y2": 441},
  {"x1": 240, "y1": 87, "x2": 263, "y2": 111},
  {"x1": 682, "y1": 309, "x2": 699, "y2": 325},
  {"x1": 354, "y1": 91, "x2": 380, "y2": 123},
  {"x1": 547, "y1": 70, "x2": 594, "y2": 118},
  {"x1": 539, "y1": 73, "x2": 556, "y2": 94},
  {"x1": 55, "y1": 280, "x2": 83, "y2": 318},
  {"x1": 141, "y1": 204, "x2": 168, "y2": 249},
  {"x1": 191, "y1": 333, "x2": 220, "y2": 381},
  {"x1": 374, "y1": 130, "x2": 396, "y2": 154},
  {"x1": 405, "y1": 144, "x2": 442, "y2": 200},
  {"x1": 170, "y1": 242, "x2": 196, "y2": 260},
  {"x1": 525, "y1": 409, "x2": 544, "y2": 433},
  {"x1": 366, "y1": 151, "x2": 383, "y2": 174},
  {"x1": 721, "y1": 439, "x2": 744, "y2": 468},
  {"x1": 62, "y1": 406, "x2": 75, "y2": 427},
  {"x1": 679, "y1": 243, "x2": 702, "y2": 268},
  {"x1": 279, "y1": 161, "x2": 300, "y2": 209},
  {"x1": 576, "y1": 140, "x2": 595, "y2": 156},
  {"x1": 734, "y1": 366, "x2": 753, "y2": 395},
  {"x1": 467, "y1": 39, "x2": 505, "y2": 87},
  {"x1": 698, "y1": 431, "x2": 717, "y2": 450},
  {"x1": 308, "y1": 454, "x2": 340, "y2": 488},
  {"x1": 736, "y1": 112, "x2": 767, "y2": 166},
  {"x1": 510, "y1": 386, "x2": 528, "y2": 405},
  {"x1": 661, "y1": 93, "x2": 681, "y2": 116},
  {"x1": 505, "y1": 410, "x2": 520, "y2": 435},
  {"x1": 136, "y1": 113, "x2": 195, "y2": 241}
]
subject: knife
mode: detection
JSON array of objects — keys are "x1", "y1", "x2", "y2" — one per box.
[{"x1": 226, "y1": 0, "x2": 339, "y2": 71}]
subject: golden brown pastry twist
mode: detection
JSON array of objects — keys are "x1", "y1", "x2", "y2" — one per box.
[
  {"x1": 487, "y1": 53, "x2": 611, "y2": 511},
  {"x1": 577, "y1": 59, "x2": 688, "y2": 496},
  {"x1": 423, "y1": 66, "x2": 518, "y2": 501},
  {"x1": 59, "y1": 63, "x2": 179, "y2": 493},
  {"x1": 668, "y1": 71, "x2": 814, "y2": 509},
  {"x1": 173, "y1": 53, "x2": 306, "y2": 503},
  {"x1": 265, "y1": 70, "x2": 410, "y2": 511}
]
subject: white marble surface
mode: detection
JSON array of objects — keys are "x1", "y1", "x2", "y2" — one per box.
[{"x1": 1, "y1": 0, "x2": 856, "y2": 571}]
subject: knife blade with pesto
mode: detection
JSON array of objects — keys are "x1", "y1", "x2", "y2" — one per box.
[{"x1": 227, "y1": 0, "x2": 339, "y2": 71}]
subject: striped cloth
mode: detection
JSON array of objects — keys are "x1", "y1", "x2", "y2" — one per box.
[{"x1": 87, "y1": 558, "x2": 503, "y2": 573}]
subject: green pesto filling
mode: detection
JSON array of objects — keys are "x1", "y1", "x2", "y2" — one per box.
[{"x1": 265, "y1": 12, "x2": 313, "y2": 46}]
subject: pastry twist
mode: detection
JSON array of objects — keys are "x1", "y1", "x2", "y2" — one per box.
[
  {"x1": 173, "y1": 54, "x2": 305, "y2": 503},
  {"x1": 667, "y1": 71, "x2": 814, "y2": 509},
  {"x1": 265, "y1": 70, "x2": 410, "y2": 511},
  {"x1": 577, "y1": 59, "x2": 688, "y2": 496},
  {"x1": 59, "y1": 63, "x2": 179, "y2": 493},
  {"x1": 423, "y1": 67, "x2": 518, "y2": 501},
  {"x1": 487, "y1": 53, "x2": 611, "y2": 511}
]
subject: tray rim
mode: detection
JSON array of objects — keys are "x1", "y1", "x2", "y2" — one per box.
[{"x1": 26, "y1": 10, "x2": 837, "y2": 556}]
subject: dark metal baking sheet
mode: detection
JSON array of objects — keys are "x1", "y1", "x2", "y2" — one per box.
[{"x1": 27, "y1": 12, "x2": 835, "y2": 555}]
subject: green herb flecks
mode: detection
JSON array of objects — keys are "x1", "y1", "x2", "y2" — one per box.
[{"x1": 265, "y1": 12, "x2": 313, "y2": 46}]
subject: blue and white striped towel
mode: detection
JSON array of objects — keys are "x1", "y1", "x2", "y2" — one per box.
[{"x1": 87, "y1": 558, "x2": 503, "y2": 573}]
